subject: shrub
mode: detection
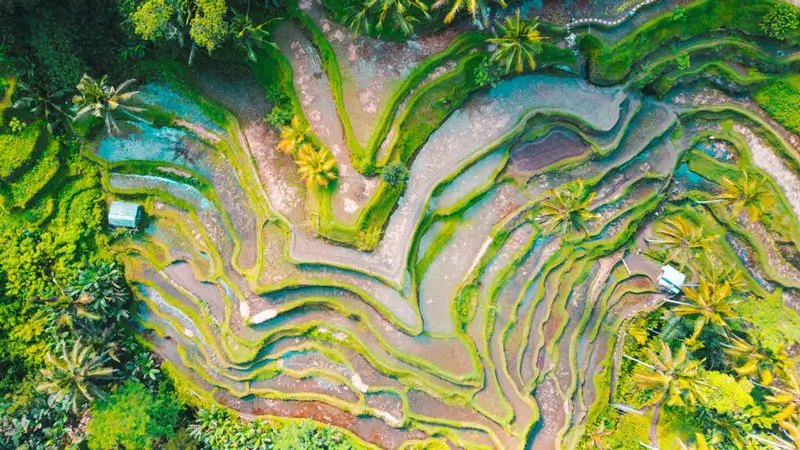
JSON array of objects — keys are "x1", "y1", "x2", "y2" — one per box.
[
  {"x1": 754, "y1": 76, "x2": 800, "y2": 134},
  {"x1": 474, "y1": 57, "x2": 504, "y2": 88},
  {"x1": 87, "y1": 381, "x2": 180, "y2": 450},
  {"x1": 380, "y1": 162, "x2": 410, "y2": 187},
  {"x1": 266, "y1": 105, "x2": 293, "y2": 127},
  {"x1": 761, "y1": 3, "x2": 799, "y2": 40},
  {"x1": 676, "y1": 52, "x2": 691, "y2": 70},
  {"x1": 7, "y1": 117, "x2": 24, "y2": 134}
]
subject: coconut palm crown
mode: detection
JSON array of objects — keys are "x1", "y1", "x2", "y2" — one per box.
[
  {"x1": 634, "y1": 342, "x2": 706, "y2": 408},
  {"x1": 37, "y1": 339, "x2": 115, "y2": 413},
  {"x1": 534, "y1": 179, "x2": 599, "y2": 237},
  {"x1": 648, "y1": 216, "x2": 713, "y2": 268},
  {"x1": 433, "y1": 0, "x2": 506, "y2": 24},
  {"x1": 674, "y1": 278, "x2": 738, "y2": 345},
  {"x1": 346, "y1": 0, "x2": 429, "y2": 37},
  {"x1": 72, "y1": 74, "x2": 144, "y2": 136},
  {"x1": 296, "y1": 143, "x2": 338, "y2": 188},
  {"x1": 488, "y1": 10, "x2": 545, "y2": 74},
  {"x1": 719, "y1": 169, "x2": 775, "y2": 222},
  {"x1": 277, "y1": 115, "x2": 310, "y2": 155}
]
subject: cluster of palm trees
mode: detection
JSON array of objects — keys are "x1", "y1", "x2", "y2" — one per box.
[
  {"x1": 13, "y1": 74, "x2": 144, "y2": 137},
  {"x1": 344, "y1": 0, "x2": 506, "y2": 36},
  {"x1": 564, "y1": 166, "x2": 797, "y2": 448},
  {"x1": 344, "y1": 1, "x2": 546, "y2": 75},
  {"x1": 277, "y1": 116, "x2": 338, "y2": 188}
]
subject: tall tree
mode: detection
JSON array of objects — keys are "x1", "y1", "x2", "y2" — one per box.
[
  {"x1": 633, "y1": 342, "x2": 706, "y2": 447},
  {"x1": 671, "y1": 279, "x2": 738, "y2": 346},
  {"x1": 296, "y1": 144, "x2": 338, "y2": 188},
  {"x1": 277, "y1": 116, "x2": 310, "y2": 155},
  {"x1": 718, "y1": 169, "x2": 775, "y2": 222},
  {"x1": 345, "y1": 0, "x2": 429, "y2": 37},
  {"x1": 766, "y1": 369, "x2": 800, "y2": 422},
  {"x1": 488, "y1": 10, "x2": 544, "y2": 74},
  {"x1": 131, "y1": 0, "x2": 230, "y2": 64},
  {"x1": 72, "y1": 74, "x2": 143, "y2": 136},
  {"x1": 12, "y1": 83, "x2": 71, "y2": 133},
  {"x1": 433, "y1": 0, "x2": 506, "y2": 24},
  {"x1": 723, "y1": 336, "x2": 792, "y2": 386},
  {"x1": 647, "y1": 216, "x2": 713, "y2": 268},
  {"x1": 37, "y1": 339, "x2": 115, "y2": 413},
  {"x1": 533, "y1": 179, "x2": 599, "y2": 238}
]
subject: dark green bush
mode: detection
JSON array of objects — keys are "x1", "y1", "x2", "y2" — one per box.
[
  {"x1": 381, "y1": 162, "x2": 410, "y2": 187},
  {"x1": 761, "y1": 3, "x2": 799, "y2": 40},
  {"x1": 87, "y1": 381, "x2": 181, "y2": 450}
]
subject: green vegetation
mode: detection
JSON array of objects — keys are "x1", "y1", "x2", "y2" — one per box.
[
  {"x1": 3, "y1": 0, "x2": 800, "y2": 448},
  {"x1": 489, "y1": 11, "x2": 544, "y2": 74},
  {"x1": 754, "y1": 76, "x2": 800, "y2": 134},
  {"x1": 761, "y1": 3, "x2": 799, "y2": 40},
  {"x1": 87, "y1": 381, "x2": 181, "y2": 449}
]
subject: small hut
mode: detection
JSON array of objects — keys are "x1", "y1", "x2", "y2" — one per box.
[
  {"x1": 108, "y1": 201, "x2": 143, "y2": 229},
  {"x1": 658, "y1": 265, "x2": 686, "y2": 295}
]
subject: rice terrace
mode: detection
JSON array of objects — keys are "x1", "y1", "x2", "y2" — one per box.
[{"x1": 4, "y1": 0, "x2": 800, "y2": 449}]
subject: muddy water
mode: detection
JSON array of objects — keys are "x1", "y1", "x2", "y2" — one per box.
[
  {"x1": 420, "y1": 184, "x2": 527, "y2": 335},
  {"x1": 508, "y1": 129, "x2": 591, "y2": 175}
]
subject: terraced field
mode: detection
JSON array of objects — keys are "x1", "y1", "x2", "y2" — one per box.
[{"x1": 80, "y1": 1, "x2": 800, "y2": 448}]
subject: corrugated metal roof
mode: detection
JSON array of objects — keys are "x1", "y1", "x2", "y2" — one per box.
[{"x1": 109, "y1": 201, "x2": 142, "y2": 228}]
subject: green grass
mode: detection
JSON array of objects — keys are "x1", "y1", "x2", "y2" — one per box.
[
  {"x1": 0, "y1": 125, "x2": 43, "y2": 180},
  {"x1": 580, "y1": 0, "x2": 798, "y2": 85},
  {"x1": 2, "y1": 136, "x2": 61, "y2": 210},
  {"x1": 754, "y1": 75, "x2": 800, "y2": 134}
]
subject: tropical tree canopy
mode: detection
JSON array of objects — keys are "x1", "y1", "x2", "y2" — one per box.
[
  {"x1": 675, "y1": 278, "x2": 738, "y2": 345},
  {"x1": 345, "y1": 0, "x2": 429, "y2": 37},
  {"x1": 633, "y1": 342, "x2": 707, "y2": 408},
  {"x1": 488, "y1": 10, "x2": 544, "y2": 74},
  {"x1": 37, "y1": 339, "x2": 115, "y2": 413},
  {"x1": 277, "y1": 115, "x2": 310, "y2": 155},
  {"x1": 718, "y1": 169, "x2": 775, "y2": 222},
  {"x1": 649, "y1": 215, "x2": 713, "y2": 268},
  {"x1": 433, "y1": 0, "x2": 506, "y2": 24},
  {"x1": 766, "y1": 368, "x2": 800, "y2": 422},
  {"x1": 12, "y1": 83, "x2": 71, "y2": 133},
  {"x1": 724, "y1": 335, "x2": 791, "y2": 385},
  {"x1": 534, "y1": 179, "x2": 599, "y2": 237},
  {"x1": 72, "y1": 74, "x2": 143, "y2": 136},
  {"x1": 296, "y1": 144, "x2": 338, "y2": 188}
]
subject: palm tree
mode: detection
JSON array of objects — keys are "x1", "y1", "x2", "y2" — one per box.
[
  {"x1": 670, "y1": 278, "x2": 738, "y2": 347},
  {"x1": 488, "y1": 10, "x2": 545, "y2": 74},
  {"x1": 346, "y1": 0, "x2": 429, "y2": 37},
  {"x1": 585, "y1": 422, "x2": 612, "y2": 449},
  {"x1": 37, "y1": 339, "x2": 115, "y2": 413},
  {"x1": 433, "y1": 0, "x2": 506, "y2": 24},
  {"x1": 776, "y1": 416, "x2": 800, "y2": 450},
  {"x1": 694, "y1": 254, "x2": 747, "y2": 291},
  {"x1": 230, "y1": 10, "x2": 273, "y2": 62},
  {"x1": 646, "y1": 216, "x2": 713, "y2": 269},
  {"x1": 296, "y1": 143, "x2": 338, "y2": 188},
  {"x1": 766, "y1": 369, "x2": 800, "y2": 422},
  {"x1": 632, "y1": 342, "x2": 706, "y2": 447},
  {"x1": 533, "y1": 179, "x2": 599, "y2": 237},
  {"x1": 277, "y1": 115, "x2": 310, "y2": 155},
  {"x1": 718, "y1": 169, "x2": 775, "y2": 222},
  {"x1": 723, "y1": 335, "x2": 792, "y2": 385},
  {"x1": 72, "y1": 74, "x2": 144, "y2": 136},
  {"x1": 12, "y1": 83, "x2": 71, "y2": 133}
]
